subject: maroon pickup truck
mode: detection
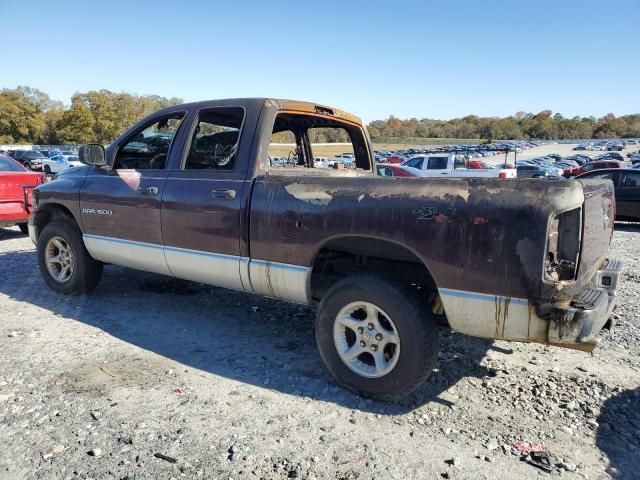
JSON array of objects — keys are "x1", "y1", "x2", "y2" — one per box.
[{"x1": 28, "y1": 98, "x2": 622, "y2": 400}]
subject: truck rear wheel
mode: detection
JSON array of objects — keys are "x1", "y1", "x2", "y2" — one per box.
[
  {"x1": 37, "y1": 219, "x2": 103, "y2": 295},
  {"x1": 315, "y1": 274, "x2": 440, "y2": 401}
]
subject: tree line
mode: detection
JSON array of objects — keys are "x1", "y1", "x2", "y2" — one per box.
[
  {"x1": 1, "y1": 86, "x2": 639, "y2": 145},
  {"x1": 0, "y1": 86, "x2": 182, "y2": 145},
  {"x1": 368, "y1": 110, "x2": 640, "y2": 142}
]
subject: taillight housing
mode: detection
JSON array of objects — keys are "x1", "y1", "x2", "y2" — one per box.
[
  {"x1": 498, "y1": 171, "x2": 507, "y2": 179},
  {"x1": 545, "y1": 208, "x2": 582, "y2": 282}
]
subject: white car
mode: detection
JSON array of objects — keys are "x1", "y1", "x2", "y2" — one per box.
[
  {"x1": 41, "y1": 154, "x2": 83, "y2": 174},
  {"x1": 314, "y1": 157, "x2": 329, "y2": 168},
  {"x1": 401, "y1": 155, "x2": 517, "y2": 178}
]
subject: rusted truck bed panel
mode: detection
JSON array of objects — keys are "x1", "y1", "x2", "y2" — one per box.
[{"x1": 250, "y1": 175, "x2": 598, "y2": 301}]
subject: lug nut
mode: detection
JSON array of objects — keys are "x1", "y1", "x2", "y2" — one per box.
[
  {"x1": 360, "y1": 340, "x2": 366, "y2": 347},
  {"x1": 375, "y1": 333, "x2": 383, "y2": 341},
  {"x1": 358, "y1": 326, "x2": 364, "y2": 333},
  {"x1": 368, "y1": 323, "x2": 374, "y2": 330},
  {"x1": 371, "y1": 345, "x2": 378, "y2": 351}
]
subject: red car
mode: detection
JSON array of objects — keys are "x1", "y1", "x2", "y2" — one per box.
[
  {"x1": 0, "y1": 155, "x2": 43, "y2": 234},
  {"x1": 567, "y1": 160, "x2": 622, "y2": 177},
  {"x1": 385, "y1": 155, "x2": 405, "y2": 164},
  {"x1": 468, "y1": 160, "x2": 495, "y2": 169},
  {"x1": 376, "y1": 164, "x2": 418, "y2": 177}
]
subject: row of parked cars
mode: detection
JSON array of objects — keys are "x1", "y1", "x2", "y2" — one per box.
[
  {"x1": 374, "y1": 140, "x2": 540, "y2": 164},
  {"x1": 0, "y1": 149, "x2": 82, "y2": 173},
  {"x1": 373, "y1": 148, "x2": 640, "y2": 221},
  {"x1": 574, "y1": 140, "x2": 637, "y2": 151}
]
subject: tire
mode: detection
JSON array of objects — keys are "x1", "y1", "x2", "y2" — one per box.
[
  {"x1": 18, "y1": 223, "x2": 28, "y2": 235},
  {"x1": 23, "y1": 162, "x2": 31, "y2": 170},
  {"x1": 315, "y1": 274, "x2": 440, "y2": 401},
  {"x1": 44, "y1": 165, "x2": 51, "y2": 174},
  {"x1": 37, "y1": 219, "x2": 103, "y2": 295}
]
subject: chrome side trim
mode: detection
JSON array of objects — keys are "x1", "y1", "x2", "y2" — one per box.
[
  {"x1": 249, "y1": 259, "x2": 311, "y2": 304},
  {"x1": 82, "y1": 234, "x2": 311, "y2": 303},
  {"x1": 164, "y1": 245, "x2": 246, "y2": 292},
  {"x1": 239, "y1": 257, "x2": 252, "y2": 292},
  {"x1": 439, "y1": 288, "x2": 547, "y2": 343},
  {"x1": 83, "y1": 234, "x2": 172, "y2": 276}
]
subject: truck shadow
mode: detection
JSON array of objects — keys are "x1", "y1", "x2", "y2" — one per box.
[
  {"x1": 0, "y1": 248, "x2": 495, "y2": 414},
  {"x1": 596, "y1": 387, "x2": 640, "y2": 478},
  {"x1": 614, "y1": 222, "x2": 640, "y2": 233},
  {"x1": 0, "y1": 227, "x2": 28, "y2": 241}
]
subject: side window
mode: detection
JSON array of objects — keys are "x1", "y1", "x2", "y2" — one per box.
[
  {"x1": 267, "y1": 113, "x2": 370, "y2": 173},
  {"x1": 377, "y1": 166, "x2": 391, "y2": 176},
  {"x1": 268, "y1": 129, "x2": 299, "y2": 168},
  {"x1": 309, "y1": 127, "x2": 355, "y2": 171},
  {"x1": 588, "y1": 172, "x2": 615, "y2": 180},
  {"x1": 114, "y1": 114, "x2": 184, "y2": 170},
  {"x1": 184, "y1": 107, "x2": 244, "y2": 170},
  {"x1": 583, "y1": 164, "x2": 593, "y2": 171},
  {"x1": 404, "y1": 157, "x2": 424, "y2": 169},
  {"x1": 427, "y1": 157, "x2": 448, "y2": 170},
  {"x1": 620, "y1": 173, "x2": 640, "y2": 188}
]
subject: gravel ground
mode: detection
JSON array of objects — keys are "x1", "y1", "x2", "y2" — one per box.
[{"x1": 0, "y1": 224, "x2": 639, "y2": 480}]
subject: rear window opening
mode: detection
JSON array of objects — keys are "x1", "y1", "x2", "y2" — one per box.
[{"x1": 266, "y1": 113, "x2": 371, "y2": 174}]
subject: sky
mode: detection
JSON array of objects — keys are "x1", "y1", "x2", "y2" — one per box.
[{"x1": 2, "y1": 0, "x2": 639, "y2": 122}]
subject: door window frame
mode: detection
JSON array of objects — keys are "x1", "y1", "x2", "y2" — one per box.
[
  {"x1": 174, "y1": 105, "x2": 247, "y2": 176},
  {"x1": 111, "y1": 110, "x2": 189, "y2": 171}
]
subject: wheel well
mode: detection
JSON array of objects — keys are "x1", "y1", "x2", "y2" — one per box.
[
  {"x1": 34, "y1": 204, "x2": 77, "y2": 233},
  {"x1": 309, "y1": 237, "x2": 445, "y2": 321}
]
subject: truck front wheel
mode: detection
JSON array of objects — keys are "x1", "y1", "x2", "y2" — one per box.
[
  {"x1": 315, "y1": 274, "x2": 440, "y2": 401},
  {"x1": 37, "y1": 220, "x2": 103, "y2": 295}
]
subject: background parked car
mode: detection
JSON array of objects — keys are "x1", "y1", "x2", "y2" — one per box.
[
  {"x1": 6, "y1": 150, "x2": 46, "y2": 170},
  {"x1": 568, "y1": 160, "x2": 622, "y2": 177},
  {"x1": 576, "y1": 169, "x2": 640, "y2": 221},
  {"x1": 0, "y1": 155, "x2": 44, "y2": 233},
  {"x1": 516, "y1": 163, "x2": 563, "y2": 179},
  {"x1": 41, "y1": 154, "x2": 83, "y2": 174}
]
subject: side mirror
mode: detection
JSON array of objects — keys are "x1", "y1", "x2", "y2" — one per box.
[{"x1": 79, "y1": 144, "x2": 107, "y2": 166}]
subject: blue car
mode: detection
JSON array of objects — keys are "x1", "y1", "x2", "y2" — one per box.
[{"x1": 516, "y1": 163, "x2": 563, "y2": 179}]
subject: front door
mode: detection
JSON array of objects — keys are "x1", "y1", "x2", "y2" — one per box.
[
  {"x1": 80, "y1": 112, "x2": 187, "y2": 275},
  {"x1": 161, "y1": 106, "x2": 249, "y2": 291}
]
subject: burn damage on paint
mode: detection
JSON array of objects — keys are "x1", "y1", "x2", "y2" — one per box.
[{"x1": 30, "y1": 98, "x2": 621, "y2": 353}]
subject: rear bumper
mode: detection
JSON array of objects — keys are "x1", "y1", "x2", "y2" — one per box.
[
  {"x1": 544, "y1": 258, "x2": 622, "y2": 351},
  {"x1": 0, "y1": 202, "x2": 29, "y2": 227}
]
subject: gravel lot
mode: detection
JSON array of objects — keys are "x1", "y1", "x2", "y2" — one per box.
[{"x1": 0, "y1": 221, "x2": 639, "y2": 480}]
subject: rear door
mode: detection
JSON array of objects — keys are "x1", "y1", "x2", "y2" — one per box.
[
  {"x1": 161, "y1": 105, "x2": 250, "y2": 291},
  {"x1": 80, "y1": 112, "x2": 187, "y2": 275},
  {"x1": 426, "y1": 156, "x2": 450, "y2": 176},
  {"x1": 616, "y1": 171, "x2": 640, "y2": 220}
]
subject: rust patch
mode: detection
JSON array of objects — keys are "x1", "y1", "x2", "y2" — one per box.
[{"x1": 494, "y1": 296, "x2": 511, "y2": 338}]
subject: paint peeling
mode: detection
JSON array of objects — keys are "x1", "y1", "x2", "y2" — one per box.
[{"x1": 284, "y1": 183, "x2": 333, "y2": 206}]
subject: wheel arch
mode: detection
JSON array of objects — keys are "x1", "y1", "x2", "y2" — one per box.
[
  {"x1": 308, "y1": 234, "x2": 446, "y2": 321},
  {"x1": 34, "y1": 203, "x2": 80, "y2": 234}
]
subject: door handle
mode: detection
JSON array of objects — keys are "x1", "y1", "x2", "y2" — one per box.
[
  {"x1": 210, "y1": 189, "x2": 236, "y2": 200},
  {"x1": 138, "y1": 186, "x2": 159, "y2": 195}
]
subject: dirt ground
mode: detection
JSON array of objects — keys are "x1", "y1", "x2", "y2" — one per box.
[{"x1": 0, "y1": 222, "x2": 639, "y2": 480}]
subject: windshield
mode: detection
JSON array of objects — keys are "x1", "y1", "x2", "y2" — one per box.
[{"x1": 0, "y1": 156, "x2": 26, "y2": 172}]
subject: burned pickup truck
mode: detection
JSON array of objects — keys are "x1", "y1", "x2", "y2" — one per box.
[{"x1": 28, "y1": 98, "x2": 621, "y2": 400}]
